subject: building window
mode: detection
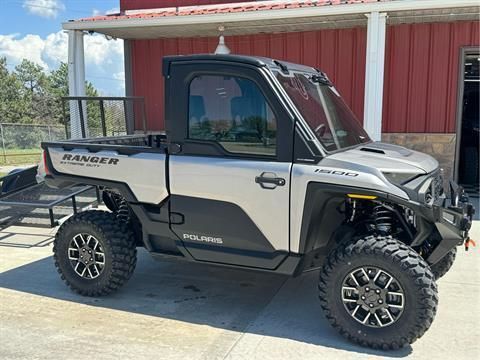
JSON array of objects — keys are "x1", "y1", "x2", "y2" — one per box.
[{"x1": 188, "y1": 75, "x2": 276, "y2": 156}]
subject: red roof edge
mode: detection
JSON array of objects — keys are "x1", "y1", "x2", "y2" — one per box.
[{"x1": 76, "y1": 0, "x2": 391, "y2": 22}]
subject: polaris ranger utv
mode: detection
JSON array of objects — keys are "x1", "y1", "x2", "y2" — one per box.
[{"x1": 40, "y1": 54, "x2": 474, "y2": 350}]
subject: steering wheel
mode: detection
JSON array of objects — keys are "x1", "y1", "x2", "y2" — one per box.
[{"x1": 314, "y1": 123, "x2": 326, "y2": 137}]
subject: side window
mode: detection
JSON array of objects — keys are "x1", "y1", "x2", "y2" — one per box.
[{"x1": 188, "y1": 75, "x2": 276, "y2": 156}]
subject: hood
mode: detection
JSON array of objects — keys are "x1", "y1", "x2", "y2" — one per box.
[{"x1": 325, "y1": 142, "x2": 439, "y2": 174}]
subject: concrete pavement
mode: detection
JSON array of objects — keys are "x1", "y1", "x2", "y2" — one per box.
[{"x1": 0, "y1": 223, "x2": 479, "y2": 359}]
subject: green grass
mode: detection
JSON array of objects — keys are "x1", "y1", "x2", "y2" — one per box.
[{"x1": 0, "y1": 148, "x2": 42, "y2": 166}]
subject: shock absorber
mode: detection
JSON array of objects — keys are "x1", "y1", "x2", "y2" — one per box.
[
  {"x1": 104, "y1": 189, "x2": 131, "y2": 224},
  {"x1": 115, "y1": 196, "x2": 132, "y2": 224},
  {"x1": 372, "y1": 205, "x2": 394, "y2": 235}
]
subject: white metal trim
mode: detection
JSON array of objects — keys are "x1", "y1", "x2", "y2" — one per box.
[
  {"x1": 62, "y1": 0, "x2": 479, "y2": 31},
  {"x1": 363, "y1": 12, "x2": 387, "y2": 142},
  {"x1": 67, "y1": 30, "x2": 87, "y2": 139}
]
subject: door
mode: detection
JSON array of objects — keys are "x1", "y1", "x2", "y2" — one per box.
[
  {"x1": 167, "y1": 64, "x2": 293, "y2": 269},
  {"x1": 457, "y1": 50, "x2": 479, "y2": 198}
]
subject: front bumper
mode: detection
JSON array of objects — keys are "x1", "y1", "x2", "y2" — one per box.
[{"x1": 426, "y1": 181, "x2": 474, "y2": 264}]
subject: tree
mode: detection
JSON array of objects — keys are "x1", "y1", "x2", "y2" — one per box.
[
  {"x1": 49, "y1": 62, "x2": 100, "y2": 127},
  {"x1": 0, "y1": 57, "x2": 26, "y2": 123},
  {"x1": 15, "y1": 60, "x2": 48, "y2": 94},
  {"x1": 0, "y1": 58, "x2": 103, "y2": 139},
  {"x1": 48, "y1": 63, "x2": 69, "y2": 124},
  {"x1": 14, "y1": 60, "x2": 54, "y2": 124},
  {"x1": 49, "y1": 62, "x2": 99, "y2": 98},
  {"x1": 49, "y1": 62, "x2": 69, "y2": 97}
]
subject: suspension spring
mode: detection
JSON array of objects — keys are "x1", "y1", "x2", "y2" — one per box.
[
  {"x1": 373, "y1": 205, "x2": 394, "y2": 235},
  {"x1": 115, "y1": 196, "x2": 131, "y2": 224}
]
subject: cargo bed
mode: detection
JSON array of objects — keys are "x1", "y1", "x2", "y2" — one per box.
[
  {"x1": 41, "y1": 133, "x2": 167, "y2": 154},
  {"x1": 41, "y1": 133, "x2": 169, "y2": 205}
]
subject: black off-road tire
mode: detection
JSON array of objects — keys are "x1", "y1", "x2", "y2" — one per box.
[
  {"x1": 102, "y1": 189, "x2": 142, "y2": 245},
  {"x1": 53, "y1": 210, "x2": 137, "y2": 296},
  {"x1": 430, "y1": 247, "x2": 457, "y2": 280},
  {"x1": 318, "y1": 235, "x2": 438, "y2": 350}
]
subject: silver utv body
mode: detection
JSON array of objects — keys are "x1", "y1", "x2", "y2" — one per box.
[{"x1": 42, "y1": 54, "x2": 472, "y2": 273}]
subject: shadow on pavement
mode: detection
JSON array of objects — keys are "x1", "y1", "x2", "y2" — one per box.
[
  {"x1": 0, "y1": 230, "x2": 54, "y2": 248},
  {"x1": 0, "y1": 249, "x2": 411, "y2": 358}
]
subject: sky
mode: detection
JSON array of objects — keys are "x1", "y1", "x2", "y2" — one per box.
[{"x1": 0, "y1": 0, "x2": 125, "y2": 95}]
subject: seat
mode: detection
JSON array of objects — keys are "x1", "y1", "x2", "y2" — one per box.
[
  {"x1": 189, "y1": 95, "x2": 206, "y2": 125},
  {"x1": 230, "y1": 97, "x2": 263, "y2": 141},
  {"x1": 231, "y1": 96, "x2": 255, "y2": 126}
]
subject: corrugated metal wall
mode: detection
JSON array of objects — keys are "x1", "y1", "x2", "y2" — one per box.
[
  {"x1": 131, "y1": 20, "x2": 479, "y2": 133},
  {"x1": 131, "y1": 28, "x2": 367, "y2": 130},
  {"x1": 120, "y1": 0, "x2": 246, "y2": 11},
  {"x1": 383, "y1": 21, "x2": 479, "y2": 133}
]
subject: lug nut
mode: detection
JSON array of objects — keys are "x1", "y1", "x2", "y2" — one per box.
[
  {"x1": 378, "y1": 300, "x2": 383, "y2": 304},
  {"x1": 90, "y1": 258, "x2": 93, "y2": 261},
  {"x1": 89, "y1": 251, "x2": 92, "y2": 254},
  {"x1": 83, "y1": 249, "x2": 86, "y2": 252},
  {"x1": 376, "y1": 289, "x2": 381, "y2": 294},
  {"x1": 361, "y1": 296, "x2": 366, "y2": 300},
  {"x1": 369, "y1": 304, "x2": 374, "y2": 308},
  {"x1": 365, "y1": 287, "x2": 370, "y2": 292}
]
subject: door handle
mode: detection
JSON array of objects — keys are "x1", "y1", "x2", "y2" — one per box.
[{"x1": 255, "y1": 175, "x2": 286, "y2": 187}]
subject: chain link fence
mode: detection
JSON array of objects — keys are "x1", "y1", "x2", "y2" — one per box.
[
  {"x1": 0, "y1": 97, "x2": 146, "y2": 167},
  {"x1": 0, "y1": 123, "x2": 67, "y2": 166},
  {"x1": 63, "y1": 97, "x2": 146, "y2": 139}
]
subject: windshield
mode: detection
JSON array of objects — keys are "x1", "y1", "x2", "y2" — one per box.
[{"x1": 275, "y1": 71, "x2": 370, "y2": 151}]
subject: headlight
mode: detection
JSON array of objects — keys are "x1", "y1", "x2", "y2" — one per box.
[{"x1": 382, "y1": 172, "x2": 419, "y2": 185}]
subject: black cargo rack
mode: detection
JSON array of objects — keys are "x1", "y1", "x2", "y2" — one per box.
[{"x1": 0, "y1": 166, "x2": 101, "y2": 228}]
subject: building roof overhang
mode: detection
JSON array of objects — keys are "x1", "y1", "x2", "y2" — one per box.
[{"x1": 63, "y1": 0, "x2": 480, "y2": 39}]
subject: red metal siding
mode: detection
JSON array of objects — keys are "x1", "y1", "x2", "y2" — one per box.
[
  {"x1": 131, "y1": 28, "x2": 366, "y2": 130},
  {"x1": 120, "y1": 0, "x2": 246, "y2": 11},
  {"x1": 383, "y1": 21, "x2": 479, "y2": 133}
]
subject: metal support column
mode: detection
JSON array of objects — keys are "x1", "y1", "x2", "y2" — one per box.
[
  {"x1": 124, "y1": 39, "x2": 135, "y2": 134},
  {"x1": 68, "y1": 30, "x2": 87, "y2": 139},
  {"x1": 363, "y1": 12, "x2": 387, "y2": 142}
]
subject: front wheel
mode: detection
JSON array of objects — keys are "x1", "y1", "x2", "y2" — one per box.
[
  {"x1": 53, "y1": 210, "x2": 137, "y2": 296},
  {"x1": 318, "y1": 235, "x2": 438, "y2": 350},
  {"x1": 430, "y1": 247, "x2": 457, "y2": 280}
]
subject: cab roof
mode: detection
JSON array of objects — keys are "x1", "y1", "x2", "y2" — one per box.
[{"x1": 162, "y1": 53, "x2": 319, "y2": 76}]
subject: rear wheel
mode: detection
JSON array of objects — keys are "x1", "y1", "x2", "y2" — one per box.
[
  {"x1": 319, "y1": 235, "x2": 438, "y2": 349},
  {"x1": 53, "y1": 210, "x2": 137, "y2": 296},
  {"x1": 102, "y1": 189, "x2": 142, "y2": 244}
]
